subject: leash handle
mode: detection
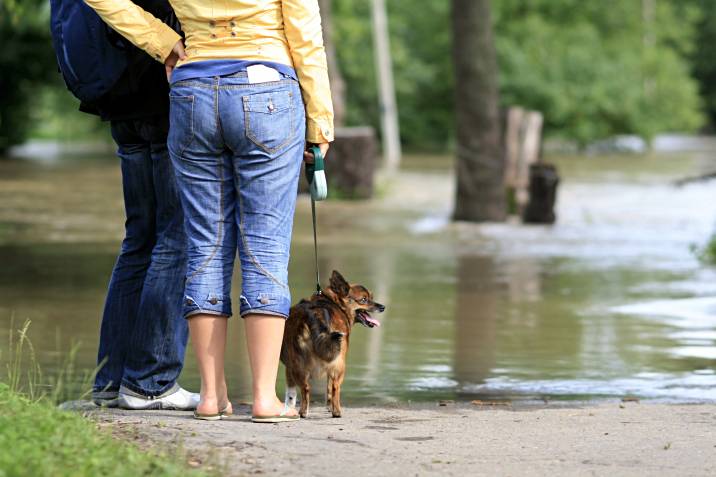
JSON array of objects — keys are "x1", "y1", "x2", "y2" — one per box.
[{"x1": 305, "y1": 146, "x2": 328, "y2": 201}]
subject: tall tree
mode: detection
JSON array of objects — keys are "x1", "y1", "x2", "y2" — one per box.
[
  {"x1": 451, "y1": 0, "x2": 506, "y2": 222},
  {"x1": 318, "y1": 0, "x2": 346, "y2": 127}
]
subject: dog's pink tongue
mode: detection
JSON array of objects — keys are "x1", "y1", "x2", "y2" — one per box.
[{"x1": 366, "y1": 316, "x2": 381, "y2": 327}]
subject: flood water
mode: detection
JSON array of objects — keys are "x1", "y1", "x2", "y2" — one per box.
[{"x1": 1, "y1": 145, "x2": 715, "y2": 404}]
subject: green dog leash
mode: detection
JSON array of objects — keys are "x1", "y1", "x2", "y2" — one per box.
[{"x1": 304, "y1": 146, "x2": 327, "y2": 294}]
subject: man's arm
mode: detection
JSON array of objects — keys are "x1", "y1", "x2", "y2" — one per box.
[{"x1": 83, "y1": 0, "x2": 180, "y2": 62}]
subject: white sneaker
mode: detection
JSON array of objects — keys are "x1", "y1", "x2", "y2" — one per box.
[
  {"x1": 118, "y1": 384, "x2": 200, "y2": 410},
  {"x1": 92, "y1": 390, "x2": 119, "y2": 408}
]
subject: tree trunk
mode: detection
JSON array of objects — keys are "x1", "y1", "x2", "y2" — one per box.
[
  {"x1": 451, "y1": 0, "x2": 506, "y2": 222},
  {"x1": 318, "y1": 0, "x2": 346, "y2": 127},
  {"x1": 299, "y1": 127, "x2": 378, "y2": 199}
]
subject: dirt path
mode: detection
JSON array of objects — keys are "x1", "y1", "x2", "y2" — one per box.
[{"x1": 91, "y1": 402, "x2": 716, "y2": 476}]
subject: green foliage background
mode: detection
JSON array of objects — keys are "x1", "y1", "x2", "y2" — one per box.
[
  {"x1": 335, "y1": 0, "x2": 706, "y2": 149},
  {"x1": 0, "y1": 0, "x2": 57, "y2": 152},
  {"x1": 2, "y1": 0, "x2": 715, "y2": 151}
]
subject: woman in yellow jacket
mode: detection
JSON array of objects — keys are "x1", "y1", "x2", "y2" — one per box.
[{"x1": 85, "y1": 0, "x2": 334, "y2": 422}]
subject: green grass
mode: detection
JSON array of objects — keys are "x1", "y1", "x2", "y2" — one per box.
[
  {"x1": 0, "y1": 320, "x2": 206, "y2": 477},
  {"x1": 0, "y1": 384, "x2": 201, "y2": 477},
  {"x1": 3, "y1": 318, "x2": 96, "y2": 404}
]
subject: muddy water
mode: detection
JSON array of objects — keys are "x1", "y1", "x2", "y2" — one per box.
[{"x1": 1, "y1": 148, "x2": 715, "y2": 403}]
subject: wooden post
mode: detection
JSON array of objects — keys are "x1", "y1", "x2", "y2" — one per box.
[
  {"x1": 371, "y1": 0, "x2": 402, "y2": 173},
  {"x1": 515, "y1": 111, "x2": 544, "y2": 212},
  {"x1": 523, "y1": 163, "x2": 560, "y2": 224},
  {"x1": 503, "y1": 107, "x2": 525, "y2": 191},
  {"x1": 503, "y1": 107, "x2": 544, "y2": 215}
]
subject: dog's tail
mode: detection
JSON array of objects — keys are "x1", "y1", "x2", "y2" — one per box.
[{"x1": 307, "y1": 308, "x2": 344, "y2": 362}]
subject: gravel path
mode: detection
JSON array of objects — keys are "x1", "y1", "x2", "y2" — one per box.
[{"x1": 88, "y1": 401, "x2": 716, "y2": 476}]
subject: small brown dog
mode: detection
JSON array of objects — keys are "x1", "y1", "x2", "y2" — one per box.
[{"x1": 281, "y1": 270, "x2": 384, "y2": 418}]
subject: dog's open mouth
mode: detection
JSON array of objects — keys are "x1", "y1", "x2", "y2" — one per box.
[{"x1": 355, "y1": 309, "x2": 380, "y2": 328}]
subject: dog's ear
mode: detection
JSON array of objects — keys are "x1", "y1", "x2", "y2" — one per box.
[{"x1": 329, "y1": 270, "x2": 350, "y2": 297}]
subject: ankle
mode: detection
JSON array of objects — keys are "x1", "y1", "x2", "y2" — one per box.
[
  {"x1": 218, "y1": 383, "x2": 229, "y2": 401},
  {"x1": 200, "y1": 394, "x2": 219, "y2": 405},
  {"x1": 253, "y1": 394, "x2": 280, "y2": 406}
]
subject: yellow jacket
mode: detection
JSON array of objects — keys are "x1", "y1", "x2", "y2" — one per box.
[{"x1": 83, "y1": 0, "x2": 334, "y2": 143}]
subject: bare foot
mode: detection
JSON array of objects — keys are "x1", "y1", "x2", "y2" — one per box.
[
  {"x1": 220, "y1": 400, "x2": 233, "y2": 415},
  {"x1": 196, "y1": 394, "x2": 232, "y2": 416},
  {"x1": 252, "y1": 396, "x2": 298, "y2": 417},
  {"x1": 196, "y1": 396, "x2": 220, "y2": 415}
]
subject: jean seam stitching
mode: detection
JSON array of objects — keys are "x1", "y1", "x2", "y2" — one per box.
[
  {"x1": 244, "y1": 92, "x2": 296, "y2": 154},
  {"x1": 171, "y1": 96, "x2": 195, "y2": 158},
  {"x1": 235, "y1": 156, "x2": 289, "y2": 291},
  {"x1": 184, "y1": 84, "x2": 224, "y2": 286},
  {"x1": 214, "y1": 77, "x2": 225, "y2": 141},
  {"x1": 173, "y1": 79, "x2": 294, "y2": 89},
  {"x1": 240, "y1": 309, "x2": 288, "y2": 319}
]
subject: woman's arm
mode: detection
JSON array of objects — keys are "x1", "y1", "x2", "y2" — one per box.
[
  {"x1": 83, "y1": 0, "x2": 181, "y2": 63},
  {"x1": 281, "y1": 0, "x2": 335, "y2": 145}
]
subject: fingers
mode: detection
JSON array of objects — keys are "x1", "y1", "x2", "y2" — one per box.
[
  {"x1": 319, "y1": 143, "x2": 330, "y2": 158},
  {"x1": 303, "y1": 150, "x2": 315, "y2": 164},
  {"x1": 164, "y1": 41, "x2": 186, "y2": 83},
  {"x1": 303, "y1": 142, "x2": 331, "y2": 164},
  {"x1": 174, "y1": 41, "x2": 187, "y2": 60}
]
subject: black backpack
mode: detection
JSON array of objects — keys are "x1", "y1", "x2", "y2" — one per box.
[{"x1": 50, "y1": 0, "x2": 177, "y2": 103}]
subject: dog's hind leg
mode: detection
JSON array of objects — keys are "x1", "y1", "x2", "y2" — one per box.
[
  {"x1": 330, "y1": 370, "x2": 345, "y2": 418},
  {"x1": 299, "y1": 376, "x2": 311, "y2": 418},
  {"x1": 326, "y1": 375, "x2": 333, "y2": 411}
]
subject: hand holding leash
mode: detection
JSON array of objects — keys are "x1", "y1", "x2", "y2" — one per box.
[
  {"x1": 303, "y1": 142, "x2": 329, "y2": 164},
  {"x1": 304, "y1": 145, "x2": 328, "y2": 201}
]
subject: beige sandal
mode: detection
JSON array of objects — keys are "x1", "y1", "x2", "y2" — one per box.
[
  {"x1": 193, "y1": 403, "x2": 233, "y2": 421},
  {"x1": 193, "y1": 410, "x2": 221, "y2": 421},
  {"x1": 251, "y1": 404, "x2": 299, "y2": 423},
  {"x1": 219, "y1": 404, "x2": 233, "y2": 419}
]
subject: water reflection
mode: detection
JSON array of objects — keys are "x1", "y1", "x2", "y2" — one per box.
[
  {"x1": 1, "y1": 150, "x2": 716, "y2": 403},
  {"x1": 453, "y1": 255, "x2": 497, "y2": 387}
]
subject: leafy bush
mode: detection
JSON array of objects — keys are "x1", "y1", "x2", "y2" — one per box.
[
  {"x1": 333, "y1": 0, "x2": 704, "y2": 149},
  {"x1": 495, "y1": 0, "x2": 704, "y2": 146},
  {"x1": 0, "y1": 0, "x2": 57, "y2": 153}
]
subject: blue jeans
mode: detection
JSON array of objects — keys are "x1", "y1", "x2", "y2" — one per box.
[
  {"x1": 94, "y1": 116, "x2": 189, "y2": 397},
  {"x1": 168, "y1": 72, "x2": 305, "y2": 319}
]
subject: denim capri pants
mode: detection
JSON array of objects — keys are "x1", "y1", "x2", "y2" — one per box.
[{"x1": 167, "y1": 72, "x2": 305, "y2": 319}]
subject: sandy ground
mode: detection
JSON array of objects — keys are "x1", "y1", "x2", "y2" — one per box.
[{"x1": 85, "y1": 401, "x2": 716, "y2": 476}]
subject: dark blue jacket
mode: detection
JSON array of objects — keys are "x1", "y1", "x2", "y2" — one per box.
[{"x1": 80, "y1": 0, "x2": 179, "y2": 121}]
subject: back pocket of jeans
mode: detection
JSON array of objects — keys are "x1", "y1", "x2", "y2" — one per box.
[
  {"x1": 168, "y1": 95, "x2": 195, "y2": 158},
  {"x1": 243, "y1": 90, "x2": 294, "y2": 154}
]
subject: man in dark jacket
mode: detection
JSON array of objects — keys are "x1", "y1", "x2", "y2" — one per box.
[{"x1": 89, "y1": 0, "x2": 197, "y2": 410}]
